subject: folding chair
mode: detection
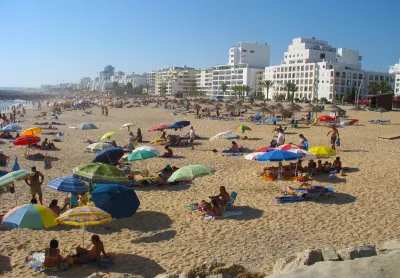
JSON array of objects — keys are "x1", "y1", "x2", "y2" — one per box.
[{"x1": 223, "y1": 192, "x2": 237, "y2": 211}]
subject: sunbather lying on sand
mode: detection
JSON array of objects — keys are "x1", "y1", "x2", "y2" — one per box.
[{"x1": 289, "y1": 182, "x2": 325, "y2": 192}]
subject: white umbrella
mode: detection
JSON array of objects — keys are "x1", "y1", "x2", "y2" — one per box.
[
  {"x1": 133, "y1": 146, "x2": 160, "y2": 156},
  {"x1": 244, "y1": 152, "x2": 265, "y2": 161},
  {"x1": 209, "y1": 131, "x2": 233, "y2": 141},
  {"x1": 287, "y1": 149, "x2": 317, "y2": 161},
  {"x1": 120, "y1": 123, "x2": 135, "y2": 131}
]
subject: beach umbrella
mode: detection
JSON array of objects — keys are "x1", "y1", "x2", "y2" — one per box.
[
  {"x1": 255, "y1": 150, "x2": 302, "y2": 162},
  {"x1": 308, "y1": 146, "x2": 337, "y2": 157},
  {"x1": 21, "y1": 127, "x2": 42, "y2": 136},
  {"x1": 254, "y1": 146, "x2": 275, "y2": 153},
  {"x1": 72, "y1": 163, "x2": 130, "y2": 185},
  {"x1": 149, "y1": 138, "x2": 167, "y2": 146},
  {"x1": 92, "y1": 184, "x2": 140, "y2": 219},
  {"x1": 287, "y1": 149, "x2": 317, "y2": 161},
  {"x1": 318, "y1": 115, "x2": 334, "y2": 122},
  {"x1": 92, "y1": 147, "x2": 124, "y2": 165},
  {"x1": 235, "y1": 125, "x2": 252, "y2": 132},
  {"x1": 46, "y1": 176, "x2": 88, "y2": 193},
  {"x1": 2, "y1": 124, "x2": 22, "y2": 132},
  {"x1": 264, "y1": 117, "x2": 282, "y2": 123},
  {"x1": 76, "y1": 122, "x2": 97, "y2": 139},
  {"x1": 238, "y1": 105, "x2": 252, "y2": 110},
  {"x1": 244, "y1": 152, "x2": 265, "y2": 160},
  {"x1": 274, "y1": 103, "x2": 284, "y2": 108},
  {"x1": 125, "y1": 149, "x2": 157, "y2": 161},
  {"x1": 56, "y1": 207, "x2": 113, "y2": 245},
  {"x1": 134, "y1": 146, "x2": 160, "y2": 155},
  {"x1": 167, "y1": 164, "x2": 215, "y2": 182},
  {"x1": 149, "y1": 123, "x2": 171, "y2": 131},
  {"x1": 276, "y1": 144, "x2": 304, "y2": 151},
  {"x1": 2, "y1": 204, "x2": 57, "y2": 229},
  {"x1": 75, "y1": 122, "x2": 97, "y2": 130},
  {"x1": 257, "y1": 107, "x2": 273, "y2": 114},
  {"x1": 87, "y1": 142, "x2": 113, "y2": 153},
  {"x1": 0, "y1": 170, "x2": 34, "y2": 188},
  {"x1": 209, "y1": 131, "x2": 233, "y2": 141},
  {"x1": 174, "y1": 120, "x2": 190, "y2": 128},
  {"x1": 375, "y1": 107, "x2": 389, "y2": 120},
  {"x1": 100, "y1": 131, "x2": 117, "y2": 141},
  {"x1": 11, "y1": 157, "x2": 20, "y2": 171},
  {"x1": 120, "y1": 123, "x2": 135, "y2": 130},
  {"x1": 13, "y1": 136, "x2": 41, "y2": 146}
]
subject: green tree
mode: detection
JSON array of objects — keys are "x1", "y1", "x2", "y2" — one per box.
[
  {"x1": 126, "y1": 82, "x2": 133, "y2": 94},
  {"x1": 320, "y1": 97, "x2": 328, "y2": 104},
  {"x1": 273, "y1": 94, "x2": 285, "y2": 102},
  {"x1": 159, "y1": 82, "x2": 167, "y2": 96},
  {"x1": 378, "y1": 80, "x2": 392, "y2": 94},
  {"x1": 284, "y1": 81, "x2": 298, "y2": 102},
  {"x1": 261, "y1": 80, "x2": 274, "y2": 102},
  {"x1": 368, "y1": 82, "x2": 380, "y2": 95},
  {"x1": 232, "y1": 85, "x2": 239, "y2": 99},
  {"x1": 220, "y1": 83, "x2": 227, "y2": 95},
  {"x1": 112, "y1": 81, "x2": 119, "y2": 89},
  {"x1": 342, "y1": 93, "x2": 353, "y2": 103}
]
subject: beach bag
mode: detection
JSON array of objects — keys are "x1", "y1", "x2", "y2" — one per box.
[{"x1": 336, "y1": 138, "x2": 341, "y2": 147}]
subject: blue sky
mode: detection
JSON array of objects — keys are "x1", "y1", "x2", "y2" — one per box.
[{"x1": 0, "y1": 0, "x2": 399, "y2": 87}]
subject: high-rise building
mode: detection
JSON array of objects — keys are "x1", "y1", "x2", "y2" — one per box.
[
  {"x1": 264, "y1": 37, "x2": 394, "y2": 101},
  {"x1": 229, "y1": 41, "x2": 270, "y2": 68},
  {"x1": 154, "y1": 66, "x2": 197, "y2": 96},
  {"x1": 80, "y1": 77, "x2": 91, "y2": 90},
  {"x1": 99, "y1": 65, "x2": 115, "y2": 81},
  {"x1": 389, "y1": 60, "x2": 400, "y2": 95},
  {"x1": 126, "y1": 73, "x2": 147, "y2": 88},
  {"x1": 146, "y1": 72, "x2": 156, "y2": 95}
]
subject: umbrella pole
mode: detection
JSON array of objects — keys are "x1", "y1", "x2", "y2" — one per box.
[{"x1": 14, "y1": 184, "x2": 17, "y2": 206}]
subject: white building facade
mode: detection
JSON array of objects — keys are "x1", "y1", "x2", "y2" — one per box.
[
  {"x1": 146, "y1": 72, "x2": 156, "y2": 95},
  {"x1": 264, "y1": 37, "x2": 394, "y2": 102},
  {"x1": 154, "y1": 66, "x2": 197, "y2": 96},
  {"x1": 389, "y1": 60, "x2": 400, "y2": 95}
]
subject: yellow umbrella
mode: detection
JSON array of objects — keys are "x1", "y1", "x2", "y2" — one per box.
[
  {"x1": 21, "y1": 127, "x2": 42, "y2": 136},
  {"x1": 149, "y1": 138, "x2": 167, "y2": 146},
  {"x1": 308, "y1": 146, "x2": 337, "y2": 157},
  {"x1": 100, "y1": 131, "x2": 117, "y2": 141}
]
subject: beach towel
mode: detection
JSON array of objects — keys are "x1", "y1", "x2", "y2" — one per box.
[
  {"x1": 204, "y1": 210, "x2": 244, "y2": 220},
  {"x1": 221, "y1": 152, "x2": 243, "y2": 157},
  {"x1": 86, "y1": 255, "x2": 115, "y2": 270},
  {"x1": 275, "y1": 196, "x2": 305, "y2": 204},
  {"x1": 25, "y1": 252, "x2": 69, "y2": 272}
]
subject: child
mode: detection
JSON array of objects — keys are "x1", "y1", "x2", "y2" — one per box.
[
  {"x1": 198, "y1": 200, "x2": 211, "y2": 212},
  {"x1": 317, "y1": 160, "x2": 323, "y2": 173},
  {"x1": 70, "y1": 192, "x2": 79, "y2": 208}
]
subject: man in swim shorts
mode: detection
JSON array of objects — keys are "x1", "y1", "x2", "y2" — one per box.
[{"x1": 25, "y1": 166, "x2": 44, "y2": 205}]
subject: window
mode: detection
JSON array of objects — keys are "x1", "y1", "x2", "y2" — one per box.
[
  {"x1": 305, "y1": 73, "x2": 308, "y2": 78},
  {"x1": 297, "y1": 66, "x2": 300, "y2": 71},
  {"x1": 250, "y1": 50, "x2": 254, "y2": 53},
  {"x1": 301, "y1": 66, "x2": 304, "y2": 71},
  {"x1": 329, "y1": 94, "x2": 333, "y2": 99},
  {"x1": 310, "y1": 72, "x2": 313, "y2": 77},
  {"x1": 347, "y1": 80, "x2": 351, "y2": 86},
  {"x1": 292, "y1": 73, "x2": 295, "y2": 78},
  {"x1": 300, "y1": 80, "x2": 303, "y2": 84},
  {"x1": 380, "y1": 76, "x2": 384, "y2": 81},
  {"x1": 310, "y1": 65, "x2": 313, "y2": 70},
  {"x1": 289, "y1": 67, "x2": 292, "y2": 72},
  {"x1": 284, "y1": 74, "x2": 287, "y2": 78},
  {"x1": 301, "y1": 72, "x2": 304, "y2": 78},
  {"x1": 353, "y1": 73, "x2": 357, "y2": 79},
  {"x1": 375, "y1": 75, "x2": 378, "y2": 81},
  {"x1": 320, "y1": 53, "x2": 326, "y2": 59},
  {"x1": 369, "y1": 75, "x2": 373, "y2": 81},
  {"x1": 305, "y1": 65, "x2": 309, "y2": 71},
  {"x1": 296, "y1": 80, "x2": 299, "y2": 85},
  {"x1": 359, "y1": 74, "x2": 363, "y2": 79},
  {"x1": 330, "y1": 86, "x2": 333, "y2": 92},
  {"x1": 242, "y1": 50, "x2": 247, "y2": 52}
]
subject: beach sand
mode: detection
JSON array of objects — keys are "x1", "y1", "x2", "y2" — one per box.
[{"x1": 1, "y1": 104, "x2": 400, "y2": 277}]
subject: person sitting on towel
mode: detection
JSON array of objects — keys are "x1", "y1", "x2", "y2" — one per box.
[
  {"x1": 43, "y1": 239, "x2": 64, "y2": 268},
  {"x1": 162, "y1": 145, "x2": 173, "y2": 157},
  {"x1": 72, "y1": 235, "x2": 110, "y2": 266},
  {"x1": 229, "y1": 141, "x2": 240, "y2": 152},
  {"x1": 204, "y1": 199, "x2": 222, "y2": 217},
  {"x1": 209, "y1": 186, "x2": 230, "y2": 206},
  {"x1": 332, "y1": 157, "x2": 342, "y2": 171}
]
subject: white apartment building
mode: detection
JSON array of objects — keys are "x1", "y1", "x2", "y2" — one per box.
[
  {"x1": 229, "y1": 41, "x2": 270, "y2": 68},
  {"x1": 154, "y1": 66, "x2": 197, "y2": 96},
  {"x1": 264, "y1": 37, "x2": 394, "y2": 101},
  {"x1": 389, "y1": 60, "x2": 400, "y2": 95},
  {"x1": 126, "y1": 73, "x2": 147, "y2": 88},
  {"x1": 195, "y1": 69, "x2": 213, "y2": 96},
  {"x1": 146, "y1": 72, "x2": 156, "y2": 95}
]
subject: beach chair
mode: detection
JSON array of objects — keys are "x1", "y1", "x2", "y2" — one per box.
[{"x1": 222, "y1": 192, "x2": 237, "y2": 211}]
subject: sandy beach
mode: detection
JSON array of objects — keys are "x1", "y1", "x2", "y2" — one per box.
[{"x1": 1, "y1": 103, "x2": 400, "y2": 277}]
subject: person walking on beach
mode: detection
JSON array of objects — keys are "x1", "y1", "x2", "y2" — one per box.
[
  {"x1": 189, "y1": 126, "x2": 196, "y2": 149},
  {"x1": 327, "y1": 124, "x2": 339, "y2": 150},
  {"x1": 24, "y1": 166, "x2": 44, "y2": 205},
  {"x1": 105, "y1": 107, "x2": 109, "y2": 116}
]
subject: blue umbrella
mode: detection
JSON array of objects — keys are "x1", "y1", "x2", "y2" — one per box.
[
  {"x1": 92, "y1": 147, "x2": 124, "y2": 165},
  {"x1": 256, "y1": 150, "x2": 302, "y2": 162},
  {"x1": 91, "y1": 184, "x2": 140, "y2": 219},
  {"x1": 11, "y1": 157, "x2": 20, "y2": 171},
  {"x1": 2, "y1": 124, "x2": 22, "y2": 132},
  {"x1": 75, "y1": 123, "x2": 97, "y2": 130},
  {"x1": 264, "y1": 117, "x2": 282, "y2": 123},
  {"x1": 174, "y1": 121, "x2": 190, "y2": 128},
  {"x1": 46, "y1": 176, "x2": 88, "y2": 193}
]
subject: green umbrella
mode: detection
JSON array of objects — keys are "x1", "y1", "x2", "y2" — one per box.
[
  {"x1": 125, "y1": 150, "x2": 157, "y2": 161},
  {"x1": 167, "y1": 164, "x2": 215, "y2": 182},
  {"x1": 72, "y1": 163, "x2": 130, "y2": 185}
]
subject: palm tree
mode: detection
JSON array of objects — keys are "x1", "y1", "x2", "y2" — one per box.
[
  {"x1": 368, "y1": 82, "x2": 380, "y2": 95},
  {"x1": 220, "y1": 83, "x2": 227, "y2": 95},
  {"x1": 231, "y1": 85, "x2": 239, "y2": 99},
  {"x1": 283, "y1": 82, "x2": 297, "y2": 102},
  {"x1": 261, "y1": 80, "x2": 274, "y2": 102},
  {"x1": 238, "y1": 85, "x2": 245, "y2": 100},
  {"x1": 243, "y1": 85, "x2": 252, "y2": 98},
  {"x1": 378, "y1": 80, "x2": 392, "y2": 94}
]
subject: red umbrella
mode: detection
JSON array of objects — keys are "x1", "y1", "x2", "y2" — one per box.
[
  {"x1": 318, "y1": 116, "x2": 334, "y2": 122},
  {"x1": 254, "y1": 146, "x2": 275, "y2": 153},
  {"x1": 276, "y1": 144, "x2": 304, "y2": 151},
  {"x1": 13, "y1": 136, "x2": 41, "y2": 146},
  {"x1": 149, "y1": 123, "x2": 171, "y2": 131}
]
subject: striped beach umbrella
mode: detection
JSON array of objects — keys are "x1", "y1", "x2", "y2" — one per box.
[
  {"x1": 2, "y1": 204, "x2": 57, "y2": 229},
  {"x1": 0, "y1": 170, "x2": 34, "y2": 188},
  {"x1": 46, "y1": 176, "x2": 88, "y2": 193},
  {"x1": 87, "y1": 142, "x2": 113, "y2": 153},
  {"x1": 72, "y1": 163, "x2": 130, "y2": 185},
  {"x1": 167, "y1": 164, "x2": 215, "y2": 182}
]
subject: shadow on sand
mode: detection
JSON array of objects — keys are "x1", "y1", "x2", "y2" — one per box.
[
  {"x1": 133, "y1": 183, "x2": 190, "y2": 192},
  {"x1": 314, "y1": 192, "x2": 357, "y2": 205},
  {"x1": 216, "y1": 206, "x2": 264, "y2": 221},
  {"x1": 341, "y1": 149, "x2": 368, "y2": 153},
  {"x1": 87, "y1": 211, "x2": 173, "y2": 234},
  {"x1": 54, "y1": 253, "x2": 165, "y2": 278},
  {"x1": 132, "y1": 230, "x2": 177, "y2": 244}
]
